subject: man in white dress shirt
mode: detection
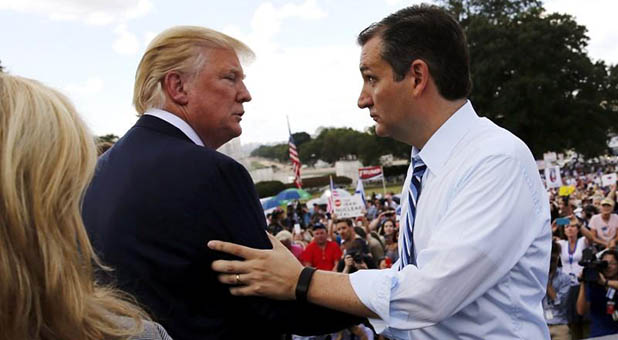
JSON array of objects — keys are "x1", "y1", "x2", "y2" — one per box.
[{"x1": 209, "y1": 5, "x2": 552, "y2": 339}]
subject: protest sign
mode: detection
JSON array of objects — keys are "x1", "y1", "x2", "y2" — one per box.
[
  {"x1": 602, "y1": 173, "x2": 617, "y2": 187},
  {"x1": 333, "y1": 195, "x2": 365, "y2": 218},
  {"x1": 359, "y1": 166, "x2": 383, "y2": 180},
  {"x1": 545, "y1": 166, "x2": 562, "y2": 189},
  {"x1": 559, "y1": 185, "x2": 575, "y2": 197}
]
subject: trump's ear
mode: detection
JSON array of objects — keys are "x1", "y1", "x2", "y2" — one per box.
[{"x1": 163, "y1": 71, "x2": 189, "y2": 105}]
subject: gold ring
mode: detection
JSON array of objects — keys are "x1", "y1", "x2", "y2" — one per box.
[{"x1": 235, "y1": 273, "x2": 241, "y2": 285}]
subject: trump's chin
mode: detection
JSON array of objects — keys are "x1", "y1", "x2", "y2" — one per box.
[{"x1": 374, "y1": 124, "x2": 390, "y2": 138}]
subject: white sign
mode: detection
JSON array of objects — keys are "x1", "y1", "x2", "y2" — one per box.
[
  {"x1": 333, "y1": 195, "x2": 365, "y2": 218},
  {"x1": 602, "y1": 173, "x2": 617, "y2": 187},
  {"x1": 545, "y1": 166, "x2": 562, "y2": 189}
]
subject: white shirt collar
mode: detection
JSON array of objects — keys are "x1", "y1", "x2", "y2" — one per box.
[
  {"x1": 144, "y1": 108, "x2": 204, "y2": 147},
  {"x1": 412, "y1": 100, "x2": 478, "y2": 177}
]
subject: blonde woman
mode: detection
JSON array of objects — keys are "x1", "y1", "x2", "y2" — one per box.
[{"x1": 0, "y1": 73, "x2": 171, "y2": 340}]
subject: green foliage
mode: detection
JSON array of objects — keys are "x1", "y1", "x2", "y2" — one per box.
[
  {"x1": 441, "y1": 0, "x2": 618, "y2": 158},
  {"x1": 255, "y1": 180, "x2": 287, "y2": 198},
  {"x1": 250, "y1": 143, "x2": 289, "y2": 162},
  {"x1": 292, "y1": 132, "x2": 311, "y2": 146},
  {"x1": 97, "y1": 134, "x2": 119, "y2": 144},
  {"x1": 383, "y1": 164, "x2": 409, "y2": 177},
  {"x1": 252, "y1": 128, "x2": 410, "y2": 166}
]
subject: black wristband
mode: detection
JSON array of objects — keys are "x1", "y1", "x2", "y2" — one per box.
[{"x1": 295, "y1": 267, "x2": 317, "y2": 303}]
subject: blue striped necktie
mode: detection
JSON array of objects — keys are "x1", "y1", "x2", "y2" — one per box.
[{"x1": 399, "y1": 155, "x2": 426, "y2": 269}]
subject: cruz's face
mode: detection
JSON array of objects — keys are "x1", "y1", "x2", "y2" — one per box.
[
  {"x1": 357, "y1": 36, "x2": 413, "y2": 141},
  {"x1": 185, "y1": 48, "x2": 251, "y2": 149}
]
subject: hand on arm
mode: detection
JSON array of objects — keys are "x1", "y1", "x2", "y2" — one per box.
[{"x1": 208, "y1": 233, "x2": 377, "y2": 318}]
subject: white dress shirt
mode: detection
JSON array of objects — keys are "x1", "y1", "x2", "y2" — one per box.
[
  {"x1": 349, "y1": 101, "x2": 551, "y2": 339},
  {"x1": 144, "y1": 108, "x2": 204, "y2": 146}
]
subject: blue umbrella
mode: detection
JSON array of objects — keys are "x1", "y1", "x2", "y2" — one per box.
[
  {"x1": 273, "y1": 188, "x2": 312, "y2": 202},
  {"x1": 261, "y1": 188, "x2": 312, "y2": 210},
  {"x1": 262, "y1": 198, "x2": 281, "y2": 210}
]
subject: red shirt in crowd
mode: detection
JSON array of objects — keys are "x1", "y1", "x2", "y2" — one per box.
[{"x1": 300, "y1": 240, "x2": 342, "y2": 271}]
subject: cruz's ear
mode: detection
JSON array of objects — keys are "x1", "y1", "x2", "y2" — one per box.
[
  {"x1": 408, "y1": 59, "x2": 430, "y2": 97},
  {"x1": 163, "y1": 71, "x2": 189, "y2": 105}
]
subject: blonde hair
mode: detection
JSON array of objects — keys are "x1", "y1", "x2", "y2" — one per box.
[
  {"x1": 133, "y1": 25, "x2": 254, "y2": 114},
  {"x1": 0, "y1": 73, "x2": 149, "y2": 340}
]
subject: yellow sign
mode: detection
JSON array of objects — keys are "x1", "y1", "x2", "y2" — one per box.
[{"x1": 559, "y1": 185, "x2": 575, "y2": 196}]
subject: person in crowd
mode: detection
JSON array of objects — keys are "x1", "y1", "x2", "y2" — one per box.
[
  {"x1": 209, "y1": 5, "x2": 551, "y2": 339},
  {"x1": 300, "y1": 223, "x2": 342, "y2": 271},
  {"x1": 544, "y1": 242, "x2": 573, "y2": 340},
  {"x1": 276, "y1": 230, "x2": 304, "y2": 260},
  {"x1": 366, "y1": 200, "x2": 378, "y2": 220},
  {"x1": 82, "y1": 26, "x2": 359, "y2": 340},
  {"x1": 377, "y1": 257, "x2": 393, "y2": 269},
  {"x1": 355, "y1": 226, "x2": 385, "y2": 262},
  {"x1": 557, "y1": 218, "x2": 588, "y2": 284},
  {"x1": 268, "y1": 208, "x2": 286, "y2": 235},
  {"x1": 0, "y1": 73, "x2": 171, "y2": 340},
  {"x1": 384, "y1": 193, "x2": 399, "y2": 210},
  {"x1": 576, "y1": 249, "x2": 618, "y2": 337},
  {"x1": 588, "y1": 198, "x2": 618, "y2": 248},
  {"x1": 378, "y1": 218, "x2": 399, "y2": 264},
  {"x1": 336, "y1": 218, "x2": 370, "y2": 255}
]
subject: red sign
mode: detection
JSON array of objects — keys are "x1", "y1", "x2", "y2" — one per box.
[{"x1": 359, "y1": 166, "x2": 383, "y2": 180}]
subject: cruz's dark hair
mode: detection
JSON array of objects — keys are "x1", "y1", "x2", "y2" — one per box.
[{"x1": 357, "y1": 5, "x2": 472, "y2": 100}]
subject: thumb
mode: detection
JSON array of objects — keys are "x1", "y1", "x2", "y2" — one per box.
[{"x1": 266, "y1": 232, "x2": 285, "y2": 250}]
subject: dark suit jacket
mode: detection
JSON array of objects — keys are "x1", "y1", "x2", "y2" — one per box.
[{"x1": 83, "y1": 115, "x2": 359, "y2": 340}]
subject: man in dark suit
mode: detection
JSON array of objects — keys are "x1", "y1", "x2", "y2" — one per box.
[{"x1": 83, "y1": 26, "x2": 358, "y2": 340}]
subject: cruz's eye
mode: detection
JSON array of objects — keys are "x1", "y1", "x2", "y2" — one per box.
[{"x1": 365, "y1": 75, "x2": 377, "y2": 85}]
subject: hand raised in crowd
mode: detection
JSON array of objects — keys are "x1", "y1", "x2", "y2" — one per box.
[
  {"x1": 208, "y1": 233, "x2": 302, "y2": 300},
  {"x1": 342, "y1": 255, "x2": 355, "y2": 274}
]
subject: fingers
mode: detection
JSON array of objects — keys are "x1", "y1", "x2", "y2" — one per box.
[
  {"x1": 211, "y1": 259, "x2": 249, "y2": 274},
  {"x1": 208, "y1": 240, "x2": 261, "y2": 259}
]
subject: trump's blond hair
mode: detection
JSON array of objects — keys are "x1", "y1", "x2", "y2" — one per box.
[
  {"x1": 0, "y1": 73, "x2": 148, "y2": 340},
  {"x1": 133, "y1": 25, "x2": 254, "y2": 114}
]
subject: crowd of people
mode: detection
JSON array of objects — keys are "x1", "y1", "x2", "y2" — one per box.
[
  {"x1": 3, "y1": 3, "x2": 616, "y2": 340},
  {"x1": 259, "y1": 159, "x2": 618, "y2": 339}
]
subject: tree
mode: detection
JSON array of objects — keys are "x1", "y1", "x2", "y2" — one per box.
[
  {"x1": 441, "y1": 0, "x2": 618, "y2": 158},
  {"x1": 291, "y1": 132, "x2": 311, "y2": 146},
  {"x1": 97, "y1": 134, "x2": 119, "y2": 144}
]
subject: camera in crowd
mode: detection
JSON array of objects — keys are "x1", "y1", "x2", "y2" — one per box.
[
  {"x1": 579, "y1": 247, "x2": 609, "y2": 283},
  {"x1": 347, "y1": 249, "x2": 364, "y2": 264}
]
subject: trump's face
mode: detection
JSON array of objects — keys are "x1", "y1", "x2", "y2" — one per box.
[{"x1": 185, "y1": 48, "x2": 251, "y2": 149}]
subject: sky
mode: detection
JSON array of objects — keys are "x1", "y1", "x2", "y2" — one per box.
[{"x1": 2, "y1": 0, "x2": 617, "y2": 146}]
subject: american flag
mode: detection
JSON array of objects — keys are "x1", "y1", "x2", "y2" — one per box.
[{"x1": 289, "y1": 134, "x2": 302, "y2": 189}]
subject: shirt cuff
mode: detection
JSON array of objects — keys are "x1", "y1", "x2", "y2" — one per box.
[{"x1": 349, "y1": 268, "x2": 396, "y2": 335}]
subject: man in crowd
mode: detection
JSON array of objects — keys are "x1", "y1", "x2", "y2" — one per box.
[
  {"x1": 82, "y1": 26, "x2": 357, "y2": 340},
  {"x1": 588, "y1": 198, "x2": 618, "y2": 248},
  {"x1": 336, "y1": 218, "x2": 369, "y2": 254},
  {"x1": 208, "y1": 5, "x2": 551, "y2": 339},
  {"x1": 300, "y1": 223, "x2": 342, "y2": 271}
]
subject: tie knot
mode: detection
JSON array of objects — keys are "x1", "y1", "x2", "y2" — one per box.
[{"x1": 412, "y1": 155, "x2": 426, "y2": 175}]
